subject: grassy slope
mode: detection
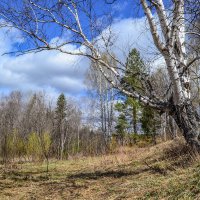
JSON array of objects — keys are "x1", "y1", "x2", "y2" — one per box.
[{"x1": 0, "y1": 139, "x2": 200, "y2": 200}]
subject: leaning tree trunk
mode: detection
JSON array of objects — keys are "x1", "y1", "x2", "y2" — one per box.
[{"x1": 170, "y1": 102, "x2": 200, "y2": 150}]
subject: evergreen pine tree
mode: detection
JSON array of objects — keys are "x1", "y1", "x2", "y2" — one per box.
[
  {"x1": 115, "y1": 48, "x2": 159, "y2": 144},
  {"x1": 115, "y1": 49, "x2": 144, "y2": 136},
  {"x1": 55, "y1": 93, "x2": 67, "y2": 159}
]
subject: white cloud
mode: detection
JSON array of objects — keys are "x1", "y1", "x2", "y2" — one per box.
[
  {"x1": 0, "y1": 16, "x2": 162, "y2": 99},
  {"x1": 0, "y1": 35, "x2": 89, "y2": 98},
  {"x1": 100, "y1": 16, "x2": 160, "y2": 63}
]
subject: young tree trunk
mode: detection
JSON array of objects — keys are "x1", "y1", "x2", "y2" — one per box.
[
  {"x1": 60, "y1": 144, "x2": 64, "y2": 160},
  {"x1": 133, "y1": 106, "x2": 137, "y2": 134}
]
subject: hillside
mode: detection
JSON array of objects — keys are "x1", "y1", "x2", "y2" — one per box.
[{"x1": 0, "y1": 139, "x2": 200, "y2": 200}]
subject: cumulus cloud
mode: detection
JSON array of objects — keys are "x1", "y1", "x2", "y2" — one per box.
[
  {"x1": 101, "y1": 17, "x2": 160, "y2": 62},
  {"x1": 0, "y1": 15, "x2": 161, "y2": 99},
  {"x1": 0, "y1": 35, "x2": 89, "y2": 98}
]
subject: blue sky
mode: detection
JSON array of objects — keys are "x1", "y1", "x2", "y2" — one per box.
[{"x1": 0, "y1": 0, "x2": 163, "y2": 101}]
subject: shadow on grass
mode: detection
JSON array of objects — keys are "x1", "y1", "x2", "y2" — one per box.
[
  {"x1": 1, "y1": 170, "x2": 50, "y2": 182},
  {"x1": 1, "y1": 165, "x2": 167, "y2": 183},
  {"x1": 0, "y1": 166, "x2": 168, "y2": 199},
  {"x1": 67, "y1": 168, "x2": 150, "y2": 180}
]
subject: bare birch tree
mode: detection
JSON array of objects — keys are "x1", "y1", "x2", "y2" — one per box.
[
  {"x1": 85, "y1": 55, "x2": 115, "y2": 142},
  {"x1": 0, "y1": 0, "x2": 200, "y2": 148}
]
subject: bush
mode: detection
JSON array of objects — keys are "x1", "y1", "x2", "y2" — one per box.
[
  {"x1": 26, "y1": 132, "x2": 42, "y2": 161},
  {"x1": 6, "y1": 129, "x2": 26, "y2": 161}
]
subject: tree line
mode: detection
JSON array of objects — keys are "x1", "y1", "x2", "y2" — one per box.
[{"x1": 0, "y1": 92, "x2": 107, "y2": 165}]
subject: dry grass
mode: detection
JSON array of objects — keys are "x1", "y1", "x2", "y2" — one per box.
[{"x1": 0, "y1": 139, "x2": 200, "y2": 199}]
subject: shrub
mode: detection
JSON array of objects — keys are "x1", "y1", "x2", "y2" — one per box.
[{"x1": 26, "y1": 132, "x2": 42, "y2": 161}]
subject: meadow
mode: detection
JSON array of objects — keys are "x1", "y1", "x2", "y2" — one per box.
[{"x1": 0, "y1": 139, "x2": 200, "y2": 200}]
